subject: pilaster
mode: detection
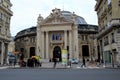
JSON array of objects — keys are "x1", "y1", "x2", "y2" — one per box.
[
  {"x1": 46, "y1": 31, "x2": 49, "y2": 59},
  {"x1": 64, "y1": 30, "x2": 67, "y2": 49}
]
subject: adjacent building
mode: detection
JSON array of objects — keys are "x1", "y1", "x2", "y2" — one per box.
[
  {"x1": 14, "y1": 27, "x2": 36, "y2": 58},
  {"x1": 95, "y1": 0, "x2": 120, "y2": 66},
  {"x1": 0, "y1": 0, "x2": 13, "y2": 65}
]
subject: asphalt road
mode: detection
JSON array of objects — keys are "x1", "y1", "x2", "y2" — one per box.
[{"x1": 0, "y1": 68, "x2": 120, "y2": 80}]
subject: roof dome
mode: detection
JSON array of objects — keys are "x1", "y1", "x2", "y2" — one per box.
[{"x1": 61, "y1": 11, "x2": 87, "y2": 24}]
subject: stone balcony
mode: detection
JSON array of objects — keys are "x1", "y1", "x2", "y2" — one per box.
[
  {"x1": 97, "y1": 18, "x2": 120, "y2": 39},
  {"x1": 111, "y1": 19, "x2": 120, "y2": 26}
]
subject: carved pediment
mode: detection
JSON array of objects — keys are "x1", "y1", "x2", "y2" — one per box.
[{"x1": 40, "y1": 8, "x2": 73, "y2": 25}]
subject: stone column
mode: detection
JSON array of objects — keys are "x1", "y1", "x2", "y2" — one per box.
[
  {"x1": 74, "y1": 26, "x2": 79, "y2": 59},
  {"x1": 64, "y1": 30, "x2": 67, "y2": 49},
  {"x1": 5, "y1": 43, "x2": 9, "y2": 64},
  {"x1": 69, "y1": 30, "x2": 72, "y2": 59},
  {"x1": 1, "y1": 42, "x2": 4, "y2": 65},
  {"x1": 41, "y1": 31, "x2": 44, "y2": 59},
  {"x1": 46, "y1": 31, "x2": 49, "y2": 59}
]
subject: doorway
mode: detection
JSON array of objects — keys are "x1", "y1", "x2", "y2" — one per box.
[
  {"x1": 30, "y1": 47, "x2": 35, "y2": 57},
  {"x1": 82, "y1": 45, "x2": 89, "y2": 57},
  {"x1": 53, "y1": 46, "x2": 61, "y2": 62}
]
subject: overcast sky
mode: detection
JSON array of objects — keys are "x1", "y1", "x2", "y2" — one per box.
[{"x1": 10, "y1": 0, "x2": 98, "y2": 36}]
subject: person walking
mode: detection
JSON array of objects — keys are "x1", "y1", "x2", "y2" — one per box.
[
  {"x1": 81, "y1": 57, "x2": 86, "y2": 68},
  {"x1": 53, "y1": 58, "x2": 57, "y2": 68}
]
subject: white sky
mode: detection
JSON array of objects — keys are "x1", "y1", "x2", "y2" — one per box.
[{"x1": 10, "y1": 0, "x2": 98, "y2": 36}]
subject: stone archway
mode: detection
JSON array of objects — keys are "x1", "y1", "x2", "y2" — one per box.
[{"x1": 53, "y1": 46, "x2": 62, "y2": 62}]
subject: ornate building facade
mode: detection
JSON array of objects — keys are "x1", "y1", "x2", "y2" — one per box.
[
  {"x1": 36, "y1": 8, "x2": 98, "y2": 61},
  {"x1": 15, "y1": 8, "x2": 98, "y2": 62},
  {"x1": 0, "y1": 0, "x2": 13, "y2": 65},
  {"x1": 95, "y1": 0, "x2": 120, "y2": 66}
]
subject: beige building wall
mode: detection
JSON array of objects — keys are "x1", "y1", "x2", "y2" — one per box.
[
  {"x1": 0, "y1": 0, "x2": 13, "y2": 65},
  {"x1": 95, "y1": 0, "x2": 120, "y2": 65}
]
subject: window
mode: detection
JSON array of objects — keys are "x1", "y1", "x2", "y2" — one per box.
[
  {"x1": 107, "y1": 21, "x2": 111, "y2": 27},
  {"x1": 107, "y1": 0, "x2": 111, "y2": 5},
  {"x1": 111, "y1": 33, "x2": 115, "y2": 43},
  {"x1": 0, "y1": 0, "x2": 2, "y2": 3},
  {"x1": 81, "y1": 35, "x2": 88, "y2": 41},
  {"x1": 52, "y1": 34, "x2": 55, "y2": 40},
  {"x1": 0, "y1": 26, "x2": 1, "y2": 33},
  {"x1": 81, "y1": 35, "x2": 84, "y2": 41},
  {"x1": 6, "y1": 28, "x2": 7, "y2": 35},
  {"x1": 51, "y1": 33, "x2": 62, "y2": 41},
  {"x1": 109, "y1": 12, "x2": 112, "y2": 18},
  {"x1": 85, "y1": 35, "x2": 88, "y2": 41},
  {"x1": 104, "y1": 36, "x2": 109, "y2": 46},
  {"x1": 117, "y1": 28, "x2": 120, "y2": 33},
  {"x1": 0, "y1": 13, "x2": 2, "y2": 21}
]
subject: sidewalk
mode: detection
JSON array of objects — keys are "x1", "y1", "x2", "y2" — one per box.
[
  {"x1": 41, "y1": 62, "x2": 68, "y2": 69},
  {"x1": 0, "y1": 65, "x2": 20, "y2": 69},
  {"x1": 1, "y1": 62, "x2": 119, "y2": 69}
]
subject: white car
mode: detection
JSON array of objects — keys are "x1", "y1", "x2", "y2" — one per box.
[{"x1": 70, "y1": 59, "x2": 79, "y2": 64}]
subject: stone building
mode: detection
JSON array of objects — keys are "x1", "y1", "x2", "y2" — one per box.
[
  {"x1": 36, "y1": 8, "x2": 98, "y2": 62},
  {"x1": 95, "y1": 0, "x2": 120, "y2": 66},
  {"x1": 14, "y1": 27, "x2": 36, "y2": 58},
  {"x1": 0, "y1": 0, "x2": 13, "y2": 65}
]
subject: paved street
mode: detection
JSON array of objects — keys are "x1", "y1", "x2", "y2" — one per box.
[{"x1": 0, "y1": 68, "x2": 120, "y2": 80}]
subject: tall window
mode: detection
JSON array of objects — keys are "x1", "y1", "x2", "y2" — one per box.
[
  {"x1": 81, "y1": 35, "x2": 88, "y2": 41},
  {"x1": 0, "y1": 0, "x2": 2, "y2": 3},
  {"x1": 104, "y1": 36, "x2": 109, "y2": 46},
  {"x1": 0, "y1": 26, "x2": 1, "y2": 33},
  {"x1": 108, "y1": 0, "x2": 111, "y2": 5},
  {"x1": 111, "y1": 33, "x2": 115, "y2": 43},
  {"x1": 0, "y1": 13, "x2": 2, "y2": 21},
  {"x1": 117, "y1": 28, "x2": 120, "y2": 33}
]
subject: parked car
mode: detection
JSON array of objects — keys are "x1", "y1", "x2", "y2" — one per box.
[{"x1": 69, "y1": 59, "x2": 79, "y2": 64}]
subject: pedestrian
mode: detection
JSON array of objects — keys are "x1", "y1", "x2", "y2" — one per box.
[
  {"x1": 81, "y1": 57, "x2": 86, "y2": 68},
  {"x1": 19, "y1": 52, "x2": 24, "y2": 61},
  {"x1": 53, "y1": 58, "x2": 57, "y2": 68}
]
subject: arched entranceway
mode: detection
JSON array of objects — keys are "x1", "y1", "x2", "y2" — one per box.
[
  {"x1": 82, "y1": 45, "x2": 89, "y2": 57},
  {"x1": 30, "y1": 47, "x2": 35, "y2": 58},
  {"x1": 53, "y1": 46, "x2": 62, "y2": 62}
]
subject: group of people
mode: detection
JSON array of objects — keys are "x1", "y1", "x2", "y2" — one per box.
[
  {"x1": 18, "y1": 52, "x2": 42, "y2": 67},
  {"x1": 27, "y1": 56, "x2": 42, "y2": 67}
]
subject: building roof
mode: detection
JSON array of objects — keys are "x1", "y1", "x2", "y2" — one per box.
[{"x1": 61, "y1": 11, "x2": 87, "y2": 24}]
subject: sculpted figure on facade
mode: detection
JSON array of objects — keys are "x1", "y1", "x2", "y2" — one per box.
[{"x1": 37, "y1": 14, "x2": 44, "y2": 25}]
